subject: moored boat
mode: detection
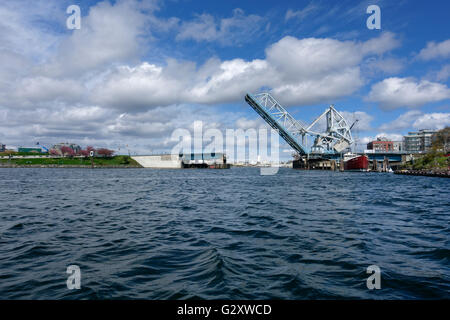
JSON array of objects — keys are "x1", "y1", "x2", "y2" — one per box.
[{"x1": 344, "y1": 154, "x2": 369, "y2": 171}]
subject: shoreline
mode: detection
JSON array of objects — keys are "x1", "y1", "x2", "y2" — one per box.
[
  {"x1": 394, "y1": 169, "x2": 450, "y2": 178},
  {"x1": 0, "y1": 164, "x2": 142, "y2": 168}
]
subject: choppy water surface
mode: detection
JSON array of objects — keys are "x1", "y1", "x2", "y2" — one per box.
[{"x1": 0, "y1": 167, "x2": 448, "y2": 299}]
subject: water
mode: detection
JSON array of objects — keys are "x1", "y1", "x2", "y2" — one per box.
[{"x1": 0, "y1": 167, "x2": 448, "y2": 299}]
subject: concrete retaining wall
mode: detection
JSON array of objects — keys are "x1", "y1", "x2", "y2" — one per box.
[{"x1": 131, "y1": 155, "x2": 182, "y2": 168}]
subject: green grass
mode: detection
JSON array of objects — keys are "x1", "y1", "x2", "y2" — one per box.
[
  {"x1": 409, "y1": 152, "x2": 449, "y2": 170},
  {"x1": 0, "y1": 152, "x2": 49, "y2": 156},
  {"x1": 0, "y1": 155, "x2": 141, "y2": 167}
]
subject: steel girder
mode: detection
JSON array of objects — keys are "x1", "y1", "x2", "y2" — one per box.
[{"x1": 245, "y1": 92, "x2": 354, "y2": 156}]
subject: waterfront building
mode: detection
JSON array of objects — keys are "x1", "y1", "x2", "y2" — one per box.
[
  {"x1": 404, "y1": 129, "x2": 437, "y2": 153},
  {"x1": 18, "y1": 147, "x2": 43, "y2": 153},
  {"x1": 393, "y1": 141, "x2": 404, "y2": 152},
  {"x1": 132, "y1": 153, "x2": 228, "y2": 168},
  {"x1": 0, "y1": 143, "x2": 5, "y2": 152},
  {"x1": 52, "y1": 142, "x2": 81, "y2": 154},
  {"x1": 367, "y1": 138, "x2": 394, "y2": 152}
]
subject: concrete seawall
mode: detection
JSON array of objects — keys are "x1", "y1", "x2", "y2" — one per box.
[
  {"x1": 131, "y1": 154, "x2": 230, "y2": 169},
  {"x1": 131, "y1": 155, "x2": 182, "y2": 168}
]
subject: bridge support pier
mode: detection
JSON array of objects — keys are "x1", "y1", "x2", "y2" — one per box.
[{"x1": 383, "y1": 157, "x2": 389, "y2": 172}]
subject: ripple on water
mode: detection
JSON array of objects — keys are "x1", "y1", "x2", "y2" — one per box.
[{"x1": 0, "y1": 168, "x2": 448, "y2": 299}]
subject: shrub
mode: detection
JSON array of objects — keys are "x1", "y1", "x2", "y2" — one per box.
[
  {"x1": 60, "y1": 146, "x2": 75, "y2": 157},
  {"x1": 97, "y1": 148, "x2": 114, "y2": 157}
]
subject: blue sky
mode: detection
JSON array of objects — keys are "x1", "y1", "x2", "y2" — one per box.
[{"x1": 0, "y1": 0, "x2": 449, "y2": 159}]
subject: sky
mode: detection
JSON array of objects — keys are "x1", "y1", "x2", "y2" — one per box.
[{"x1": 0, "y1": 0, "x2": 449, "y2": 160}]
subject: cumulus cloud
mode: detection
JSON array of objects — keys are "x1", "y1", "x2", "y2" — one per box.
[
  {"x1": 339, "y1": 111, "x2": 373, "y2": 131},
  {"x1": 0, "y1": 0, "x2": 403, "y2": 154},
  {"x1": 418, "y1": 39, "x2": 450, "y2": 60},
  {"x1": 92, "y1": 32, "x2": 400, "y2": 110},
  {"x1": 379, "y1": 110, "x2": 423, "y2": 131},
  {"x1": 0, "y1": 102, "x2": 247, "y2": 154},
  {"x1": 367, "y1": 77, "x2": 450, "y2": 109},
  {"x1": 10, "y1": 77, "x2": 86, "y2": 108},
  {"x1": 42, "y1": 0, "x2": 153, "y2": 77},
  {"x1": 0, "y1": 1, "x2": 61, "y2": 62},
  {"x1": 379, "y1": 110, "x2": 450, "y2": 131},
  {"x1": 412, "y1": 112, "x2": 450, "y2": 130}
]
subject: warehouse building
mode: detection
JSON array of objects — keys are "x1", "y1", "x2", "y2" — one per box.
[{"x1": 52, "y1": 143, "x2": 81, "y2": 154}]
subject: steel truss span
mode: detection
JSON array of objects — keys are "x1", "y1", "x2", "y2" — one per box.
[{"x1": 245, "y1": 92, "x2": 354, "y2": 156}]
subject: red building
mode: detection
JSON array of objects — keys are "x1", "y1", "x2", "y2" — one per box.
[{"x1": 367, "y1": 138, "x2": 394, "y2": 152}]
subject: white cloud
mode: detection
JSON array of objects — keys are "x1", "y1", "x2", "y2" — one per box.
[
  {"x1": 92, "y1": 33, "x2": 400, "y2": 110},
  {"x1": 0, "y1": 1, "x2": 62, "y2": 62},
  {"x1": 380, "y1": 110, "x2": 450, "y2": 132},
  {"x1": 235, "y1": 117, "x2": 266, "y2": 130},
  {"x1": 0, "y1": 0, "x2": 403, "y2": 154},
  {"x1": 285, "y1": 4, "x2": 319, "y2": 22},
  {"x1": 379, "y1": 110, "x2": 422, "y2": 131},
  {"x1": 265, "y1": 36, "x2": 361, "y2": 80},
  {"x1": 358, "y1": 136, "x2": 373, "y2": 145},
  {"x1": 42, "y1": 0, "x2": 152, "y2": 77},
  {"x1": 435, "y1": 64, "x2": 450, "y2": 81},
  {"x1": 367, "y1": 77, "x2": 450, "y2": 109},
  {"x1": 340, "y1": 111, "x2": 373, "y2": 131},
  {"x1": 360, "y1": 32, "x2": 400, "y2": 56},
  {"x1": 412, "y1": 113, "x2": 450, "y2": 130},
  {"x1": 10, "y1": 77, "x2": 86, "y2": 108},
  {"x1": 364, "y1": 57, "x2": 405, "y2": 75},
  {"x1": 176, "y1": 8, "x2": 263, "y2": 45},
  {"x1": 418, "y1": 39, "x2": 450, "y2": 60},
  {"x1": 376, "y1": 133, "x2": 404, "y2": 141},
  {"x1": 357, "y1": 133, "x2": 406, "y2": 151}
]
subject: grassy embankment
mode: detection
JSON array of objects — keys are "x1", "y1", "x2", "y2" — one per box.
[
  {"x1": 0, "y1": 151, "x2": 48, "y2": 156},
  {"x1": 0, "y1": 155, "x2": 142, "y2": 167},
  {"x1": 401, "y1": 127, "x2": 449, "y2": 171},
  {"x1": 408, "y1": 152, "x2": 448, "y2": 170}
]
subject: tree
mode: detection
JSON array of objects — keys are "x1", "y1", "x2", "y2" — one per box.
[
  {"x1": 78, "y1": 149, "x2": 89, "y2": 157},
  {"x1": 86, "y1": 146, "x2": 95, "y2": 153},
  {"x1": 49, "y1": 148, "x2": 60, "y2": 156},
  {"x1": 96, "y1": 148, "x2": 114, "y2": 157},
  {"x1": 432, "y1": 127, "x2": 450, "y2": 152},
  {"x1": 60, "y1": 146, "x2": 75, "y2": 157}
]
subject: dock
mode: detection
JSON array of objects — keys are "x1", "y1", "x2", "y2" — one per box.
[
  {"x1": 131, "y1": 153, "x2": 230, "y2": 169},
  {"x1": 394, "y1": 170, "x2": 450, "y2": 178}
]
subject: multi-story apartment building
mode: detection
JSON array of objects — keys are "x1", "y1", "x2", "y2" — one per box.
[{"x1": 404, "y1": 129, "x2": 437, "y2": 152}]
